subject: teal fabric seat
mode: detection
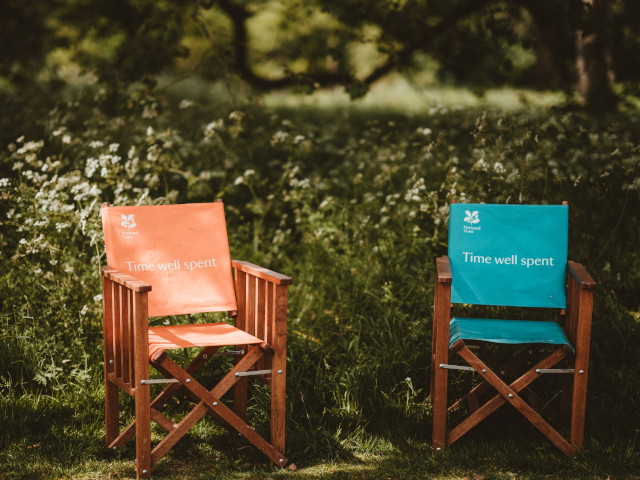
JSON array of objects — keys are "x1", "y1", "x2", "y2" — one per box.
[{"x1": 449, "y1": 317, "x2": 573, "y2": 350}]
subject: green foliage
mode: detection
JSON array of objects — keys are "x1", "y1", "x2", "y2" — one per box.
[
  {"x1": 1, "y1": 84, "x2": 640, "y2": 478},
  {"x1": 4, "y1": 0, "x2": 640, "y2": 110}
]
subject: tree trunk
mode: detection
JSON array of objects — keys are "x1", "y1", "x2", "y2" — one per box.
[{"x1": 576, "y1": 0, "x2": 616, "y2": 112}]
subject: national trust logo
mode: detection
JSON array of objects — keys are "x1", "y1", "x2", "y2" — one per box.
[
  {"x1": 463, "y1": 210, "x2": 481, "y2": 234},
  {"x1": 464, "y1": 210, "x2": 480, "y2": 225},
  {"x1": 120, "y1": 213, "x2": 139, "y2": 239},
  {"x1": 120, "y1": 214, "x2": 137, "y2": 229}
]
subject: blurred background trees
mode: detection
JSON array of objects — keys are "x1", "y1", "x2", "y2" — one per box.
[{"x1": 1, "y1": 0, "x2": 639, "y2": 111}]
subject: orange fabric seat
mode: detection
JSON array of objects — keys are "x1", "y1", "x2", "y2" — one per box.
[{"x1": 148, "y1": 323, "x2": 263, "y2": 359}]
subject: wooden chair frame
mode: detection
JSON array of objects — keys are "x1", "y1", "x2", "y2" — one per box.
[
  {"x1": 431, "y1": 256, "x2": 595, "y2": 455},
  {"x1": 102, "y1": 260, "x2": 291, "y2": 478}
]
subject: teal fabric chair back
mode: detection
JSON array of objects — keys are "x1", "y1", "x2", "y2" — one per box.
[{"x1": 448, "y1": 203, "x2": 568, "y2": 308}]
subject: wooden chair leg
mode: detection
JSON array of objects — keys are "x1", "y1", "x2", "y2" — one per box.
[
  {"x1": 135, "y1": 382, "x2": 151, "y2": 479},
  {"x1": 105, "y1": 378, "x2": 120, "y2": 445},
  {"x1": 570, "y1": 368, "x2": 588, "y2": 448},
  {"x1": 234, "y1": 374, "x2": 248, "y2": 421},
  {"x1": 431, "y1": 262, "x2": 451, "y2": 453},
  {"x1": 271, "y1": 283, "x2": 288, "y2": 462},
  {"x1": 133, "y1": 291, "x2": 151, "y2": 479},
  {"x1": 271, "y1": 363, "x2": 286, "y2": 464},
  {"x1": 431, "y1": 359, "x2": 448, "y2": 452}
]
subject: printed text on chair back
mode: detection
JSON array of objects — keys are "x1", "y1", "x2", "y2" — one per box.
[
  {"x1": 102, "y1": 202, "x2": 238, "y2": 316},
  {"x1": 448, "y1": 203, "x2": 568, "y2": 308}
]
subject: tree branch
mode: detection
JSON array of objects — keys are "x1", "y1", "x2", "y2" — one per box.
[{"x1": 215, "y1": 0, "x2": 496, "y2": 92}]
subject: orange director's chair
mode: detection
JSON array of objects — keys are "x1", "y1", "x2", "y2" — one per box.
[
  {"x1": 100, "y1": 201, "x2": 291, "y2": 478},
  {"x1": 430, "y1": 203, "x2": 595, "y2": 456}
]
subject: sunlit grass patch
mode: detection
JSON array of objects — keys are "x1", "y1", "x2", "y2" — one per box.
[{"x1": 262, "y1": 75, "x2": 565, "y2": 113}]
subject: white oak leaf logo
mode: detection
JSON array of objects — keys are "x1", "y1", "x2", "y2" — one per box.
[
  {"x1": 464, "y1": 210, "x2": 480, "y2": 225},
  {"x1": 120, "y1": 214, "x2": 136, "y2": 229}
]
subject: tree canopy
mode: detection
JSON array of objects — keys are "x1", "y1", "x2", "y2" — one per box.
[{"x1": 2, "y1": 0, "x2": 639, "y2": 111}]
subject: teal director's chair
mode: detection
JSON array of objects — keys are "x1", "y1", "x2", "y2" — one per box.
[{"x1": 430, "y1": 203, "x2": 595, "y2": 455}]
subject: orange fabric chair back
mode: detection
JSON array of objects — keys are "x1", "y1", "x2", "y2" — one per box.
[{"x1": 101, "y1": 202, "x2": 237, "y2": 316}]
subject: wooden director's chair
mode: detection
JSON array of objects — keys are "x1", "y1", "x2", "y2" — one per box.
[
  {"x1": 430, "y1": 203, "x2": 595, "y2": 455},
  {"x1": 101, "y1": 201, "x2": 291, "y2": 478}
]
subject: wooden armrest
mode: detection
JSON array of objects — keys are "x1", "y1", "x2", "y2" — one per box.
[
  {"x1": 231, "y1": 259, "x2": 293, "y2": 285},
  {"x1": 567, "y1": 261, "x2": 596, "y2": 290},
  {"x1": 436, "y1": 256, "x2": 452, "y2": 284},
  {"x1": 102, "y1": 266, "x2": 152, "y2": 292}
]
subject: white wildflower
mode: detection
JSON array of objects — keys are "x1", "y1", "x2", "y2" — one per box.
[
  {"x1": 109, "y1": 143, "x2": 119, "y2": 153},
  {"x1": 473, "y1": 158, "x2": 489, "y2": 171},
  {"x1": 179, "y1": 99, "x2": 193, "y2": 109},
  {"x1": 89, "y1": 140, "x2": 104, "y2": 149},
  {"x1": 85, "y1": 158, "x2": 99, "y2": 178},
  {"x1": 271, "y1": 131, "x2": 289, "y2": 145},
  {"x1": 205, "y1": 120, "x2": 224, "y2": 135},
  {"x1": 493, "y1": 162, "x2": 506, "y2": 174},
  {"x1": 142, "y1": 104, "x2": 158, "y2": 119},
  {"x1": 62, "y1": 134, "x2": 71, "y2": 144},
  {"x1": 16, "y1": 140, "x2": 44, "y2": 155}
]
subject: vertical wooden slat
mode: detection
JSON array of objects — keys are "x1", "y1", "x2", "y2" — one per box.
[
  {"x1": 133, "y1": 290, "x2": 151, "y2": 479},
  {"x1": 129, "y1": 289, "x2": 136, "y2": 385},
  {"x1": 266, "y1": 282, "x2": 274, "y2": 347},
  {"x1": 257, "y1": 278, "x2": 266, "y2": 340},
  {"x1": 271, "y1": 284, "x2": 288, "y2": 460},
  {"x1": 564, "y1": 275, "x2": 580, "y2": 345},
  {"x1": 121, "y1": 286, "x2": 130, "y2": 384},
  {"x1": 560, "y1": 274, "x2": 579, "y2": 420},
  {"x1": 102, "y1": 274, "x2": 119, "y2": 445},
  {"x1": 256, "y1": 278, "x2": 267, "y2": 371},
  {"x1": 265, "y1": 282, "x2": 275, "y2": 374},
  {"x1": 247, "y1": 276, "x2": 256, "y2": 336},
  {"x1": 234, "y1": 269, "x2": 248, "y2": 422},
  {"x1": 113, "y1": 284, "x2": 122, "y2": 379}
]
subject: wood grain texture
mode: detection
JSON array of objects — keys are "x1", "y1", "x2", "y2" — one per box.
[
  {"x1": 232, "y1": 259, "x2": 293, "y2": 285},
  {"x1": 431, "y1": 257, "x2": 452, "y2": 452}
]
